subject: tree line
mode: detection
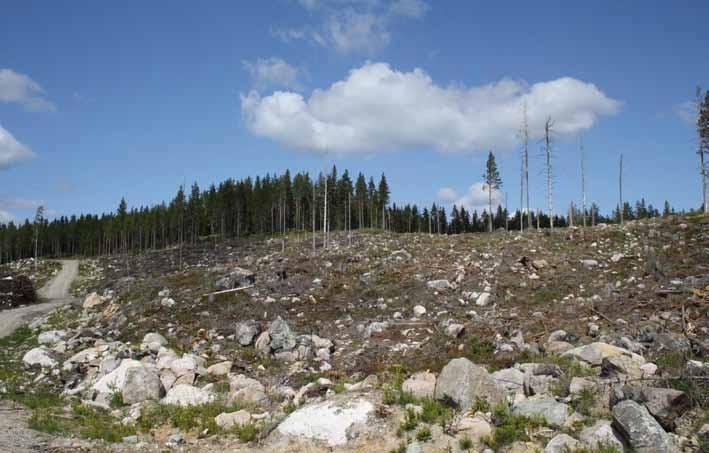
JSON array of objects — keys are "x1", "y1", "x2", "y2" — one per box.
[{"x1": 0, "y1": 162, "x2": 684, "y2": 264}]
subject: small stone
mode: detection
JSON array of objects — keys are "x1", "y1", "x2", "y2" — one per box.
[
  {"x1": 413, "y1": 305, "x2": 427, "y2": 317},
  {"x1": 445, "y1": 323, "x2": 465, "y2": 338},
  {"x1": 206, "y1": 361, "x2": 232, "y2": 377},
  {"x1": 215, "y1": 410, "x2": 251, "y2": 429}
]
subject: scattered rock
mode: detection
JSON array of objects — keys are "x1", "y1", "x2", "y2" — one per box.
[
  {"x1": 435, "y1": 357, "x2": 505, "y2": 410},
  {"x1": 276, "y1": 395, "x2": 375, "y2": 447},
  {"x1": 562, "y1": 342, "x2": 644, "y2": 366},
  {"x1": 402, "y1": 371, "x2": 436, "y2": 399},
  {"x1": 512, "y1": 397, "x2": 570, "y2": 427},
  {"x1": 22, "y1": 347, "x2": 60, "y2": 368},
  {"x1": 123, "y1": 366, "x2": 163, "y2": 404},
  {"x1": 215, "y1": 410, "x2": 251, "y2": 429},
  {"x1": 612, "y1": 400, "x2": 672, "y2": 452},
  {"x1": 544, "y1": 433, "x2": 581, "y2": 453},
  {"x1": 236, "y1": 320, "x2": 261, "y2": 346},
  {"x1": 161, "y1": 384, "x2": 215, "y2": 406}
]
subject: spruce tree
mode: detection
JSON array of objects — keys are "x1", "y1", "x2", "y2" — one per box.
[{"x1": 483, "y1": 151, "x2": 502, "y2": 232}]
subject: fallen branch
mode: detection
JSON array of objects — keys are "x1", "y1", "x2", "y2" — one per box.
[{"x1": 203, "y1": 285, "x2": 254, "y2": 298}]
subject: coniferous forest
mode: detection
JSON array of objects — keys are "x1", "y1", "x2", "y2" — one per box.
[{"x1": 0, "y1": 165, "x2": 679, "y2": 263}]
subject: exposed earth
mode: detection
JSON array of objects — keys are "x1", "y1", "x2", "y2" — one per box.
[{"x1": 0, "y1": 216, "x2": 707, "y2": 452}]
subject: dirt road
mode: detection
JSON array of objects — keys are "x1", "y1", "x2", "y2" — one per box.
[{"x1": 0, "y1": 259, "x2": 79, "y2": 338}]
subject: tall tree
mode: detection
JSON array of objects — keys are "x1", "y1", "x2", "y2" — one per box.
[
  {"x1": 378, "y1": 174, "x2": 390, "y2": 230},
  {"x1": 619, "y1": 154, "x2": 624, "y2": 225},
  {"x1": 544, "y1": 117, "x2": 555, "y2": 230},
  {"x1": 697, "y1": 87, "x2": 709, "y2": 215},
  {"x1": 483, "y1": 151, "x2": 503, "y2": 232},
  {"x1": 580, "y1": 137, "x2": 587, "y2": 227}
]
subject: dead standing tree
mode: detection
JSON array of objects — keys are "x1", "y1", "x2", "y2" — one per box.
[
  {"x1": 696, "y1": 87, "x2": 709, "y2": 215},
  {"x1": 518, "y1": 101, "x2": 530, "y2": 232},
  {"x1": 543, "y1": 117, "x2": 555, "y2": 230},
  {"x1": 580, "y1": 137, "x2": 587, "y2": 227},
  {"x1": 619, "y1": 154, "x2": 624, "y2": 225}
]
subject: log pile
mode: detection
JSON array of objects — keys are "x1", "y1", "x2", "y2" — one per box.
[{"x1": 0, "y1": 273, "x2": 37, "y2": 309}]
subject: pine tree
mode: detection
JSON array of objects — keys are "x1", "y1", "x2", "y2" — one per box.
[{"x1": 483, "y1": 151, "x2": 502, "y2": 232}]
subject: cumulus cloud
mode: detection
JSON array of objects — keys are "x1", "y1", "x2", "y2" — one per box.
[
  {"x1": 274, "y1": 0, "x2": 429, "y2": 54},
  {"x1": 243, "y1": 57, "x2": 302, "y2": 91},
  {"x1": 437, "y1": 183, "x2": 505, "y2": 214},
  {"x1": 0, "y1": 125, "x2": 35, "y2": 168},
  {"x1": 0, "y1": 69, "x2": 56, "y2": 112},
  {"x1": 241, "y1": 62, "x2": 621, "y2": 155}
]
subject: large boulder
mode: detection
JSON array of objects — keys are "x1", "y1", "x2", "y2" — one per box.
[
  {"x1": 123, "y1": 366, "x2": 163, "y2": 404},
  {"x1": 22, "y1": 347, "x2": 60, "y2": 368},
  {"x1": 37, "y1": 330, "x2": 67, "y2": 346},
  {"x1": 161, "y1": 384, "x2": 215, "y2": 406},
  {"x1": 141, "y1": 332, "x2": 167, "y2": 351},
  {"x1": 612, "y1": 400, "x2": 672, "y2": 453},
  {"x1": 228, "y1": 374, "x2": 268, "y2": 405},
  {"x1": 562, "y1": 342, "x2": 644, "y2": 366},
  {"x1": 639, "y1": 387, "x2": 689, "y2": 431},
  {"x1": 491, "y1": 368, "x2": 525, "y2": 394},
  {"x1": 268, "y1": 317, "x2": 296, "y2": 352},
  {"x1": 544, "y1": 434, "x2": 581, "y2": 453},
  {"x1": 276, "y1": 395, "x2": 375, "y2": 447},
  {"x1": 93, "y1": 359, "x2": 143, "y2": 394},
  {"x1": 434, "y1": 358, "x2": 505, "y2": 410},
  {"x1": 512, "y1": 397, "x2": 570, "y2": 427},
  {"x1": 579, "y1": 420, "x2": 626, "y2": 451},
  {"x1": 401, "y1": 371, "x2": 436, "y2": 399}
]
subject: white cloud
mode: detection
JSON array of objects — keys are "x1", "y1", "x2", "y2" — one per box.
[
  {"x1": 389, "y1": 0, "x2": 429, "y2": 18},
  {"x1": 437, "y1": 183, "x2": 504, "y2": 214},
  {"x1": 241, "y1": 62, "x2": 621, "y2": 155},
  {"x1": 0, "y1": 69, "x2": 56, "y2": 112},
  {"x1": 0, "y1": 210, "x2": 15, "y2": 223},
  {"x1": 275, "y1": 0, "x2": 428, "y2": 54},
  {"x1": 673, "y1": 101, "x2": 695, "y2": 125},
  {"x1": 243, "y1": 57, "x2": 302, "y2": 90},
  {"x1": 0, "y1": 125, "x2": 35, "y2": 168}
]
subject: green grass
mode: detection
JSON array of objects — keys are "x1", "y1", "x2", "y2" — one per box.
[
  {"x1": 29, "y1": 404, "x2": 137, "y2": 442},
  {"x1": 572, "y1": 388, "x2": 595, "y2": 416},
  {"x1": 458, "y1": 435, "x2": 473, "y2": 450},
  {"x1": 138, "y1": 400, "x2": 246, "y2": 435},
  {"x1": 415, "y1": 426, "x2": 432, "y2": 442},
  {"x1": 483, "y1": 403, "x2": 546, "y2": 450}
]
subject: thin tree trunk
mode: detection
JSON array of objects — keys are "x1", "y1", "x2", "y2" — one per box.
[{"x1": 619, "y1": 154, "x2": 624, "y2": 225}]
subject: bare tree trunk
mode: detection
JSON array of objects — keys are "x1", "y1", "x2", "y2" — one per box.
[
  {"x1": 701, "y1": 147, "x2": 707, "y2": 215},
  {"x1": 323, "y1": 176, "x2": 328, "y2": 249},
  {"x1": 619, "y1": 154, "x2": 624, "y2": 225},
  {"x1": 519, "y1": 101, "x2": 529, "y2": 232},
  {"x1": 488, "y1": 187, "x2": 493, "y2": 233},
  {"x1": 581, "y1": 139, "x2": 587, "y2": 227},
  {"x1": 544, "y1": 117, "x2": 554, "y2": 230}
]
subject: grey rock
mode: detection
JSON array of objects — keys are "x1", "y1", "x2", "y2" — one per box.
[
  {"x1": 579, "y1": 419, "x2": 626, "y2": 452},
  {"x1": 445, "y1": 323, "x2": 465, "y2": 338},
  {"x1": 268, "y1": 317, "x2": 296, "y2": 352},
  {"x1": 544, "y1": 433, "x2": 581, "y2": 453},
  {"x1": 512, "y1": 397, "x2": 570, "y2": 427},
  {"x1": 427, "y1": 279, "x2": 453, "y2": 291},
  {"x1": 123, "y1": 366, "x2": 163, "y2": 404},
  {"x1": 236, "y1": 320, "x2": 261, "y2": 346},
  {"x1": 491, "y1": 368, "x2": 525, "y2": 393},
  {"x1": 640, "y1": 387, "x2": 689, "y2": 431},
  {"x1": 434, "y1": 357, "x2": 505, "y2": 410},
  {"x1": 612, "y1": 400, "x2": 672, "y2": 452},
  {"x1": 364, "y1": 321, "x2": 389, "y2": 338}
]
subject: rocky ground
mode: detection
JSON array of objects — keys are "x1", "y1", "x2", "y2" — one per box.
[{"x1": 1, "y1": 215, "x2": 708, "y2": 452}]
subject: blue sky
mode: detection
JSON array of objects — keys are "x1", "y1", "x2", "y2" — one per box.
[{"x1": 1, "y1": 1, "x2": 707, "y2": 223}]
